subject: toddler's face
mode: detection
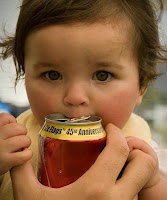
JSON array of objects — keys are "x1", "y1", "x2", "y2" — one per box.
[{"x1": 24, "y1": 19, "x2": 143, "y2": 128}]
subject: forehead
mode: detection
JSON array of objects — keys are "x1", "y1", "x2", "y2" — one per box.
[{"x1": 25, "y1": 16, "x2": 136, "y2": 60}]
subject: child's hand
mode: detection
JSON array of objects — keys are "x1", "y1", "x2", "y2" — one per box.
[
  {"x1": 126, "y1": 137, "x2": 160, "y2": 189},
  {"x1": 10, "y1": 123, "x2": 156, "y2": 200},
  {"x1": 0, "y1": 113, "x2": 32, "y2": 176},
  {"x1": 126, "y1": 137, "x2": 167, "y2": 200}
]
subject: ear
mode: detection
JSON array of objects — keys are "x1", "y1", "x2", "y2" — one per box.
[{"x1": 136, "y1": 87, "x2": 147, "y2": 105}]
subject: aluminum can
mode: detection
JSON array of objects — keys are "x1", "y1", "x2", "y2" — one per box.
[{"x1": 38, "y1": 114, "x2": 106, "y2": 188}]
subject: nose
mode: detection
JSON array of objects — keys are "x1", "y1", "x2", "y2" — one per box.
[{"x1": 63, "y1": 83, "x2": 89, "y2": 106}]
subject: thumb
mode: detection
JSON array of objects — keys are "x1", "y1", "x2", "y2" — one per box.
[{"x1": 10, "y1": 160, "x2": 41, "y2": 199}]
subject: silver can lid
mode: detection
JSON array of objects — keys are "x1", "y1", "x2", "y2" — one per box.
[{"x1": 45, "y1": 114, "x2": 102, "y2": 125}]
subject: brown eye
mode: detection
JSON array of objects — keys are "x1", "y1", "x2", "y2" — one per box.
[
  {"x1": 94, "y1": 71, "x2": 112, "y2": 81},
  {"x1": 45, "y1": 71, "x2": 62, "y2": 80}
]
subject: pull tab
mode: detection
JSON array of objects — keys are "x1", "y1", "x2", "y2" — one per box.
[{"x1": 67, "y1": 116, "x2": 91, "y2": 123}]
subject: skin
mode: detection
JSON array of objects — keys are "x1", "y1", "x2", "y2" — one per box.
[
  {"x1": 24, "y1": 20, "x2": 143, "y2": 128},
  {"x1": 0, "y1": 18, "x2": 167, "y2": 200},
  {"x1": 0, "y1": 113, "x2": 32, "y2": 175}
]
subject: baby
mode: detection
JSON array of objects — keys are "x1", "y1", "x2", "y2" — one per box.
[{"x1": 0, "y1": 0, "x2": 167, "y2": 200}]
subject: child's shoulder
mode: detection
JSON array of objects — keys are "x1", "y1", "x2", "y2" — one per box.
[
  {"x1": 16, "y1": 109, "x2": 33, "y2": 124},
  {"x1": 16, "y1": 109, "x2": 41, "y2": 132},
  {"x1": 122, "y1": 113, "x2": 152, "y2": 144}
]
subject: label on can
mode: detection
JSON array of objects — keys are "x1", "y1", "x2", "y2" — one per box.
[{"x1": 39, "y1": 114, "x2": 106, "y2": 140}]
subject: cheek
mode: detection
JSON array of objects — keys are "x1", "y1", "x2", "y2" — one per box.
[
  {"x1": 26, "y1": 84, "x2": 60, "y2": 125},
  {"x1": 96, "y1": 89, "x2": 139, "y2": 128}
]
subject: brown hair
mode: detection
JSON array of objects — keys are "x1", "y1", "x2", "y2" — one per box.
[{"x1": 0, "y1": 0, "x2": 167, "y2": 88}]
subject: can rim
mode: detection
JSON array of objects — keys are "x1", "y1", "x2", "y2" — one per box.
[{"x1": 45, "y1": 114, "x2": 102, "y2": 125}]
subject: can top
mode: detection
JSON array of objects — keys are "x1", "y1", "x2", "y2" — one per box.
[{"x1": 45, "y1": 114, "x2": 102, "y2": 125}]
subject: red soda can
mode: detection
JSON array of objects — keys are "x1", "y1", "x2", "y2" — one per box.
[{"x1": 38, "y1": 114, "x2": 106, "y2": 188}]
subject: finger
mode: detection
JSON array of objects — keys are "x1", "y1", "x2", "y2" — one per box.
[
  {"x1": 10, "y1": 161, "x2": 67, "y2": 200},
  {"x1": 10, "y1": 160, "x2": 41, "y2": 200},
  {"x1": 81, "y1": 123, "x2": 129, "y2": 185},
  {"x1": 0, "y1": 123, "x2": 27, "y2": 140},
  {"x1": 9, "y1": 148, "x2": 33, "y2": 167},
  {"x1": 116, "y1": 149, "x2": 155, "y2": 199},
  {"x1": 126, "y1": 136, "x2": 158, "y2": 161},
  {"x1": 6, "y1": 135, "x2": 31, "y2": 152},
  {"x1": 126, "y1": 137, "x2": 159, "y2": 188},
  {"x1": 0, "y1": 113, "x2": 16, "y2": 127}
]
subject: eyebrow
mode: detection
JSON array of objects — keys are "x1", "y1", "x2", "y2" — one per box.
[
  {"x1": 33, "y1": 62, "x2": 60, "y2": 68},
  {"x1": 95, "y1": 61, "x2": 123, "y2": 70},
  {"x1": 33, "y1": 61, "x2": 124, "y2": 70}
]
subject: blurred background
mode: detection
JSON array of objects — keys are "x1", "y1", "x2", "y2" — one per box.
[{"x1": 0, "y1": 0, "x2": 167, "y2": 147}]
